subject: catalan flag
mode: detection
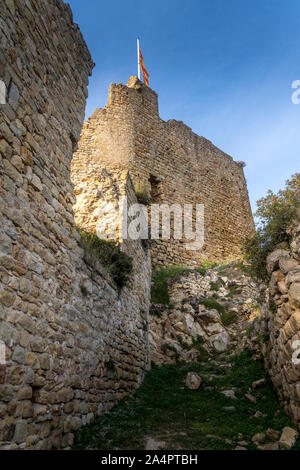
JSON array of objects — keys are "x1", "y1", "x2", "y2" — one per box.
[{"x1": 137, "y1": 38, "x2": 150, "y2": 87}]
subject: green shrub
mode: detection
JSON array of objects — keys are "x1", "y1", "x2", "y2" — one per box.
[
  {"x1": 151, "y1": 265, "x2": 190, "y2": 304},
  {"x1": 195, "y1": 267, "x2": 206, "y2": 275},
  {"x1": 176, "y1": 335, "x2": 190, "y2": 349},
  {"x1": 151, "y1": 261, "x2": 224, "y2": 305},
  {"x1": 78, "y1": 229, "x2": 133, "y2": 288},
  {"x1": 246, "y1": 318, "x2": 260, "y2": 338},
  {"x1": 199, "y1": 297, "x2": 226, "y2": 314},
  {"x1": 189, "y1": 336, "x2": 208, "y2": 361},
  {"x1": 234, "y1": 260, "x2": 250, "y2": 274},
  {"x1": 210, "y1": 282, "x2": 220, "y2": 292},
  {"x1": 134, "y1": 183, "x2": 150, "y2": 206},
  {"x1": 149, "y1": 305, "x2": 162, "y2": 318},
  {"x1": 221, "y1": 311, "x2": 237, "y2": 326},
  {"x1": 243, "y1": 173, "x2": 300, "y2": 279},
  {"x1": 200, "y1": 259, "x2": 218, "y2": 271},
  {"x1": 269, "y1": 299, "x2": 278, "y2": 315},
  {"x1": 161, "y1": 343, "x2": 179, "y2": 362},
  {"x1": 226, "y1": 287, "x2": 242, "y2": 298}
]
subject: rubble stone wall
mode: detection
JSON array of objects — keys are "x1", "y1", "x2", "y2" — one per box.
[
  {"x1": 0, "y1": 0, "x2": 151, "y2": 449},
  {"x1": 74, "y1": 77, "x2": 254, "y2": 268},
  {"x1": 258, "y1": 220, "x2": 300, "y2": 428}
]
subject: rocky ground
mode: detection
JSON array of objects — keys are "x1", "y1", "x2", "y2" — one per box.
[
  {"x1": 72, "y1": 262, "x2": 300, "y2": 450},
  {"x1": 150, "y1": 262, "x2": 263, "y2": 364}
]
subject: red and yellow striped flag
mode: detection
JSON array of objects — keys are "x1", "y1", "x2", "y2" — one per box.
[{"x1": 139, "y1": 46, "x2": 150, "y2": 87}]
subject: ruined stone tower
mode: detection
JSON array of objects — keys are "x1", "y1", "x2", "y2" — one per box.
[{"x1": 72, "y1": 77, "x2": 254, "y2": 267}]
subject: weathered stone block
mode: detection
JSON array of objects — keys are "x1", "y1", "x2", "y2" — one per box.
[{"x1": 13, "y1": 421, "x2": 27, "y2": 444}]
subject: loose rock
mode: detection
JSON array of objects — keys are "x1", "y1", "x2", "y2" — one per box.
[{"x1": 185, "y1": 372, "x2": 202, "y2": 390}]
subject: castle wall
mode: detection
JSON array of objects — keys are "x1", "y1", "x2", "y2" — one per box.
[
  {"x1": 258, "y1": 220, "x2": 300, "y2": 427},
  {"x1": 75, "y1": 77, "x2": 254, "y2": 268},
  {"x1": 0, "y1": 0, "x2": 151, "y2": 449}
]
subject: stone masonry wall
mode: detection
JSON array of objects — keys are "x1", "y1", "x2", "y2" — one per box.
[
  {"x1": 74, "y1": 76, "x2": 255, "y2": 269},
  {"x1": 0, "y1": 0, "x2": 151, "y2": 449},
  {"x1": 251, "y1": 217, "x2": 300, "y2": 428}
]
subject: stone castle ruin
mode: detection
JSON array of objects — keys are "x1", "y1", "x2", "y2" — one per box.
[
  {"x1": 2, "y1": 0, "x2": 299, "y2": 451},
  {"x1": 73, "y1": 76, "x2": 254, "y2": 268}
]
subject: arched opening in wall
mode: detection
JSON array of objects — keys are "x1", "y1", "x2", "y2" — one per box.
[{"x1": 149, "y1": 174, "x2": 163, "y2": 203}]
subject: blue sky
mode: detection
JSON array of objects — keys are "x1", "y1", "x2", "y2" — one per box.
[{"x1": 69, "y1": 0, "x2": 300, "y2": 212}]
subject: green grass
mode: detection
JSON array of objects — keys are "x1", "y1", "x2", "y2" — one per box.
[
  {"x1": 221, "y1": 311, "x2": 237, "y2": 326},
  {"x1": 189, "y1": 336, "x2": 209, "y2": 360},
  {"x1": 176, "y1": 335, "x2": 208, "y2": 361},
  {"x1": 134, "y1": 183, "x2": 151, "y2": 206},
  {"x1": 200, "y1": 260, "x2": 218, "y2": 270},
  {"x1": 215, "y1": 262, "x2": 234, "y2": 273},
  {"x1": 226, "y1": 288, "x2": 242, "y2": 298},
  {"x1": 210, "y1": 282, "x2": 220, "y2": 292},
  {"x1": 151, "y1": 266, "x2": 191, "y2": 304},
  {"x1": 269, "y1": 299, "x2": 278, "y2": 315},
  {"x1": 199, "y1": 297, "x2": 226, "y2": 315},
  {"x1": 73, "y1": 350, "x2": 300, "y2": 450},
  {"x1": 149, "y1": 305, "x2": 162, "y2": 318},
  {"x1": 78, "y1": 229, "x2": 133, "y2": 288}
]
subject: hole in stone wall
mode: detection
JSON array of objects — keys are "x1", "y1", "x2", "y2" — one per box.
[
  {"x1": 69, "y1": 132, "x2": 78, "y2": 152},
  {"x1": 149, "y1": 174, "x2": 163, "y2": 203}
]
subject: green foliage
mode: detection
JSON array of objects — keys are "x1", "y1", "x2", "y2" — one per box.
[
  {"x1": 243, "y1": 173, "x2": 300, "y2": 279},
  {"x1": 226, "y1": 287, "x2": 242, "y2": 298},
  {"x1": 195, "y1": 267, "x2": 206, "y2": 275},
  {"x1": 161, "y1": 343, "x2": 180, "y2": 362},
  {"x1": 269, "y1": 299, "x2": 278, "y2": 315},
  {"x1": 200, "y1": 259, "x2": 218, "y2": 271},
  {"x1": 189, "y1": 336, "x2": 209, "y2": 361},
  {"x1": 221, "y1": 311, "x2": 237, "y2": 326},
  {"x1": 246, "y1": 323, "x2": 255, "y2": 338},
  {"x1": 78, "y1": 229, "x2": 133, "y2": 288},
  {"x1": 257, "y1": 332, "x2": 270, "y2": 347},
  {"x1": 199, "y1": 297, "x2": 226, "y2": 315},
  {"x1": 176, "y1": 335, "x2": 189, "y2": 349},
  {"x1": 234, "y1": 260, "x2": 251, "y2": 275},
  {"x1": 73, "y1": 350, "x2": 299, "y2": 450},
  {"x1": 151, "y1": 262, "x2": 221, "y2": 305},
  {"x1": 210, "y1": 282, "x2": 220, "y2": 292},
  {"x1": 215, "y1": 262, "x2": 234, "y2": 274},
  {"x1": 246, "y1": 318, "x2": 260, "y2": 338},
  {"x1": 151, "y1": 266, "x2": 191, "y2": 304},
  {"x1": 149, "y1": 305, "x2": 162, "y2": 318},
  {"x1": 134, "y1": 183, "x2": 150, "y2": 206},
  {"x1": 199, "y1": 296, "x2": 236, "y2": 325}
]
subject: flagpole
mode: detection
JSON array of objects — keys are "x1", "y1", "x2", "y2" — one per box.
[{"x1": 137, "y1": 37, "x2": 141, "y2": 80}]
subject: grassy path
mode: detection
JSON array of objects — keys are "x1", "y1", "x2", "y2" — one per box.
[{"x1": 73, "y1": 349, "x2": 300, "y2": 450}]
